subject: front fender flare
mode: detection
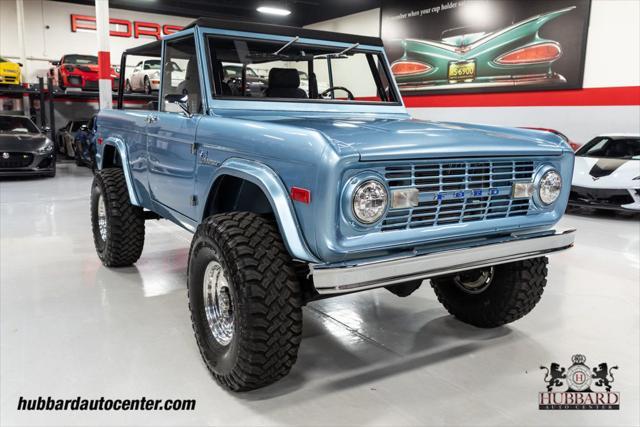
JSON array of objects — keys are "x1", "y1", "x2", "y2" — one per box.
[
  {"x1": 98, "y1": 137, "x2": 140, "y2": 206},
  {"x1": 210, "y1": 158, "x2": 320, "y2": 263}
]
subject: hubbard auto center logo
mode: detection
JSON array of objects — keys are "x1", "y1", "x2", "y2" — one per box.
[{"x1": 538, "y1": 354, "x2": 620, "y2": 410}]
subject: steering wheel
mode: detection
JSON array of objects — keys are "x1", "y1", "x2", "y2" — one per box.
[{"x1": 320, "y1": 86, "x2": 355, "y2": 101}]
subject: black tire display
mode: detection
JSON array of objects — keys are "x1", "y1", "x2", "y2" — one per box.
[
  {"x1": 75, "y1": 147, "x2": 83, "y2": 166},
  {"x1": 430, "y1": 257, "x2": 548, "y2": 328},
  {"x1": 57, "y1": 71, "x2": 65, "y2": 91},
  {"x1": 188, "y1": 212, "x2": 303, "y2": 392},
  {"x1": 91, "y1": 168, "x2": 145, "y2": 267},
  {"x1": 144, "y1": 77, "x2": 152, "y2": 95}
]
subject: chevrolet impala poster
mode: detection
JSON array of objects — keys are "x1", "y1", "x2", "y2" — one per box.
[{"x1": 381, "y1": 0, "x2": 592, "y2": 95}]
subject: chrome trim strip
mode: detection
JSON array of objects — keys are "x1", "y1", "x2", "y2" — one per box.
[
  {"x1": 311, "y1": 228, "x2": 575, "y2": 294},
  {"x1": 398, "y1": 73, "x2": 567, "y2": 92}
]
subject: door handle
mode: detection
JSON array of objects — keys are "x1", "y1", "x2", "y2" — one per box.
[{"x1": 145, "y1": 114, "x2": 158, "y2": 124}]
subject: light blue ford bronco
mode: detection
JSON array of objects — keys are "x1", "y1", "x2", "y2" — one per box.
[{"x1": 91, "y1": 18, "x2": 575, "y2": 391}]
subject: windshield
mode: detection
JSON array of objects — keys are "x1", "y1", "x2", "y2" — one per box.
[
  {"x1": 208, "y1": 36, "x2": 398, "y2": 104},
  {"x1": 146, "y1": 60, "x2": 161, "y2": 69},
  {"x1": 576, "y1": 137, "x2": 640, "y2": 160},
  {"x1": 0, "y1": 116, "x2": 40, "y2": 133},
  {"x1": 65, "y1": 55, "x2": 98, "y2": 65}
]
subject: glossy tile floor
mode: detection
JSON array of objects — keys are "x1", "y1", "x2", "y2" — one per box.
[{"x1": 1, "y1": 163, "x2": 639, "y2": 426}]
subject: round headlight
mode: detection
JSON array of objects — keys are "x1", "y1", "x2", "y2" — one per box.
[
  {"x1": 539, "y1": 169, "x2": 562, "y2": 205},
  {"x1": 352, "y1": 180, "x2": 388, "y2": 224}
]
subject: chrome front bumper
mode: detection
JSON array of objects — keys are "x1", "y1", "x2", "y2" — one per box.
[{"x1": 311, "y1": 228, "x2": 575, "y2": 294}]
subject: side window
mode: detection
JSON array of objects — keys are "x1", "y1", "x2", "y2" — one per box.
[
  {"x1": 162, "y1": 36, "x2": 202, "y2": 114},
  {"x1": 143, "y1": 62, "x2": 150, "y2": 70}
]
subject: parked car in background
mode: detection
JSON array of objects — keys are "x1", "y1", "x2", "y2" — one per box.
[
  {"x1": 91, "y1": 20, "x2": 576, "y2": 392},
  {"x1": 74, "y1": 116, "x2": 97, "y2": 170},
  {"x1": 0, "y1": 56, "x2": 22, "y2": 86},
  {"x1": 125, "y1": 59, "x2": 185, "y2": 94},
  {"x1": 391, "y1": 7, "x2": 575, "y2": 92},
  {"x1": 49, "y1": 54, "x2": 119, "y2": 91},
  {"x1": 570, "y1": 134, "x2": 640, "y2": 212},
  {"x1": 521, "y1": 127, "x2": 581, "y2": 151},
  {"x1": 0, "y1": 115, "x2": 55, "y2": 177},
  {"x1": 57, "y1": 119, "x2": 88, "y2": 158},
  {"x1": 223, "y1": 64, "x2": 267, "y2": 96}
]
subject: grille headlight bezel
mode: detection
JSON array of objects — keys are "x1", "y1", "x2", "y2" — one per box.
[
  {"x1": 343, "y1": 174, "x2": 389, "y2": 227},
  {"x1": 352, "y1": 179, "x2": 388, "y2": 224},
  {"x1": 534, "y1": 166, "x2": 562, "y2": 206}
]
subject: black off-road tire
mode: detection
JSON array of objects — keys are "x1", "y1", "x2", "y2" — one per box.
[
  {"x1": 430, "y1": 257, "x2": 548, "y2": 328},
  {"x1": 91, "y1": 168, "x2": 145, "y2": 267},
  {"x1": 188, "y1": 212, "x2": 303, "y2": 392}
]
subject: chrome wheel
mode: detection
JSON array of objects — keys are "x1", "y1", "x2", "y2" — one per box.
[
  {"x1": 453, "y1": 267, "x2": 494, "y2": 294},
  {"x1": 97, "y1": 194, "x2": 107, "y2": 241},
  {"x1": 203, "y1": 261, "x2": 234, "y2": 346}
]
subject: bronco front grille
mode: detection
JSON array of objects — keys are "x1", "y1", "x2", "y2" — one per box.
[
  {"x1": 381, "y1": 159, "x2": 536, "y2": 231},
  {"x1": 0, "y1": 152, "x2": 33, "y2": 169}
]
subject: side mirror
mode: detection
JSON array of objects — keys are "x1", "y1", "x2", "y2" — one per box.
[
  {"x1": 41, "y1": 126, "x2": 51, "y2": 133},
  {"x1": 164, "y1": 94, "x2": 192, "y2": 117},
  {"x1": 80, "y1": 124, "x2": 88, "y2": 131},
  {"x1": 17, "y1": 62, "x2": 23, "y2": 67},
  {"x1": 51, "y1": 60, "x2": 59, "y2": 66}
]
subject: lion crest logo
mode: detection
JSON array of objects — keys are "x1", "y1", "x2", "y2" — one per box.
[{"x1": 540, "y1": 354, "x2": 618, "y2": 393}]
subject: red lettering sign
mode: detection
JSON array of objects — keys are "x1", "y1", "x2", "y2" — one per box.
[
  {"x1": 70, "y1": 14, "x2": 182, "y2": 39},
  {"x1": 134, "y1": 21, "x2": 161, "y2": 40}
]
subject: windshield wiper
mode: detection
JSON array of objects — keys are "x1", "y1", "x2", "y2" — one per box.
[
  {"x1": 273, "y1": 36, "x2": 300, "y2": 55},
  {"x1": 314, "y1": 42, "x2": 360, "y2": 59},
  {"x1": 335, "y1": 43, "x2": 360, "y2": 56}
]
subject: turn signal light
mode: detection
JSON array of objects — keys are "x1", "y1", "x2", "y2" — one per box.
[
  {"x1": 290, "y1": 187, "x2": 311, "y2": 204},
  {"x1": 391, "y1": 61, "x2": 433, "y2": 76},
  {"x1": 495, "y1": 43, "x2": 561, "y2": 65}
]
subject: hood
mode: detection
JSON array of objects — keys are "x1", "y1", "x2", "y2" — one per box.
[
  {"x1": 0, "y1": 133, "x2": 49, "y2": 151},
  {"x1": 0, "y1": 61, "x2": 20, "y2": 73},
  {"x1": 218, "y1": 112, "x2": 568, "y2": 160},
  {"x1": 573, "y1": 156, "x2": 640, "y2": 189}
]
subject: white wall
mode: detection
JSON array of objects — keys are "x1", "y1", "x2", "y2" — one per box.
[
  {"x1": 306, "y1": 1, "x2": 640, "y2": 143},
  {"x1": 0, "y1": 0, "x2": 191, "y2": 82}
]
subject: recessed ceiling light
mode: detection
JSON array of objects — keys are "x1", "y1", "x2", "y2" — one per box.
[{"x1": 257, "y1": 6, "x2": 291, "y2": 16}]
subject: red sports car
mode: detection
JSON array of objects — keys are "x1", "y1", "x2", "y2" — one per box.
[{"x1": 49, "y1": 54, "x2": 119, "y2": 91}]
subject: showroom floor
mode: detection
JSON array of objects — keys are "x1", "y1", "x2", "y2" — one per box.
[{"x1": 1, "y1": 163, "x2": 639, "y2": 426}]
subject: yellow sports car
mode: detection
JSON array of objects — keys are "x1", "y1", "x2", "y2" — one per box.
[{"x1": 0, "y1": 56, "x2": 22, "y2": 86}]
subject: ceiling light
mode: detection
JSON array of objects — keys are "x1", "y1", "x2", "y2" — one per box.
[{"x1": 257, "y1": 6, "x2": 291, "y2": 16}]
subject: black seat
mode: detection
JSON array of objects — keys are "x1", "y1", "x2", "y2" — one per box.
[
  {"x1": 214, "y1": 61, "x2": 232, "y2": 96},
  {"x1": 266, "y1": 68, "x2": 307, "y2": 99}
]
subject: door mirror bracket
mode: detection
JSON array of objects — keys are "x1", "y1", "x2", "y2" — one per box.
[{"x1": 164, "y1": 94, "x2": 192, "y2": 118}]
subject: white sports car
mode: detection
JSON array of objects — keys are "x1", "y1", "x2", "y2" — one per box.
[
  {"x1": 125, "y1": 59, "x2": 185, "y2": 94},
  {"x1": 570, "y1": 134, "x2": 640, "y2": 211}
]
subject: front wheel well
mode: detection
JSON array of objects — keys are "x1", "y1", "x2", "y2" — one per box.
[
  {"x1": 203, "y1": 175, "x2": 274, "y2": 219},
  {"x1": 101, "y1": 144, "x2": 122, "y2": 168}
]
